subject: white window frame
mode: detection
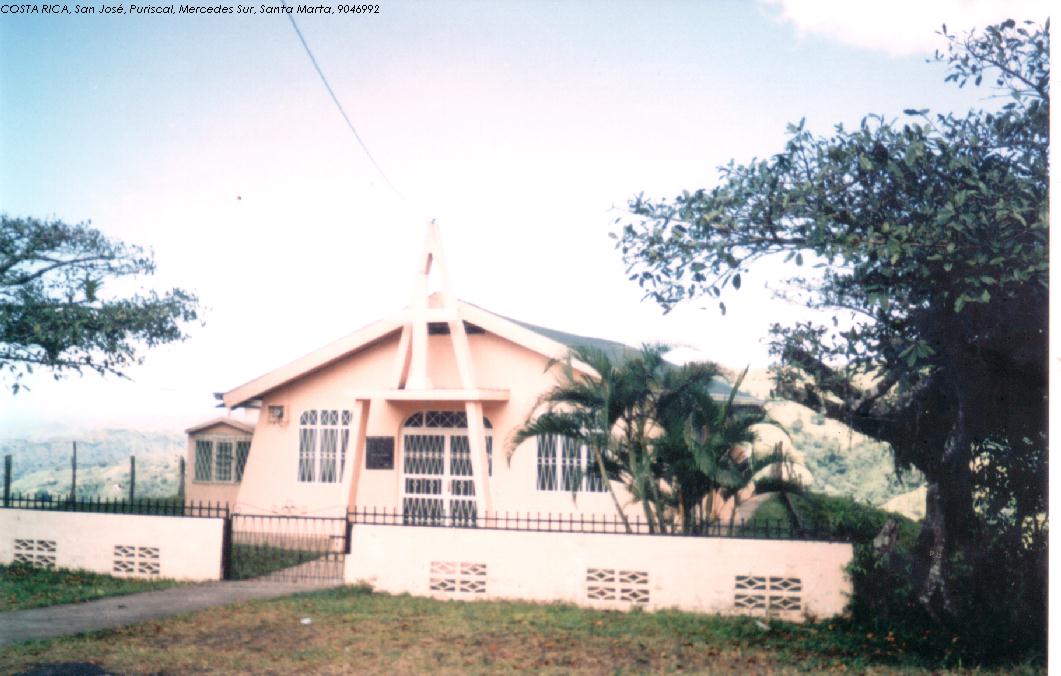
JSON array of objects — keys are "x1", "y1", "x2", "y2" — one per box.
[
  {"x1": 192, "y1": 435, "x2": 252, "y2": 484},
  {"x1": 297, "y1": 409, "x2": 352, "y2": 484}
]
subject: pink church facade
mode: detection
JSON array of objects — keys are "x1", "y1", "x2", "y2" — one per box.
[{"x1": 186, "y1": 223, "x2": 641, "y2": 521}]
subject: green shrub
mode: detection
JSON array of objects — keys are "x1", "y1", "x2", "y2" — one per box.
[
  {"x1": 780, "y1": 492, "x2": 917, "y2": 544},
  {"x1": 845, "y1": 535, "x2": 1046, "y2": 667},
  {"x1": 753, "y1": 491, "x2": 1045, "y2": 667}
]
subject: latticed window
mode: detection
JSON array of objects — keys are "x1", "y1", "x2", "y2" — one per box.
[
  {"x1": 235, "y1": 441, "x2": 251, "y2": 481},
  {"x1": 298, "y1": 408, "x2": 352, "y2": 483},
  {"x1": 585, "y1": 453, "x2": 605, "y2": 492},
  {"x1": 537, "y1": 435, "x2": 557, "y2": 490},
  {"x1": 194, "y1": 440, "x2": 213, "y2": 481},
  {"x1": 536, "y1": 435, "x2": 606, "y2": 493},
  {"x1": 561, "y1": 437, "x2": 581, "y2": 491},
  {"x1": 403, "y1": 433, "x2": 446, "y2": 522},
  {"x1": 192, "y1": 435, "x2": 252, "y2": 483},
  {"x1": 216, "y1": 441, "x2": 233, "y2": 482},
  {"x1": 405, "y1": 434, "x2": 445, "y2": 475},
  {"x1": 298, "y1": 410, "x2": 318, "y2": 482},
  {"x1": 340, "y1": 410, "x2": 351, "y2": 474},
  {"x1": 449, "y1": 435, "x2": 493, "y2": 477},
  {"x1": 404, "y1": 411, "x2": 493, "y2": 429}
]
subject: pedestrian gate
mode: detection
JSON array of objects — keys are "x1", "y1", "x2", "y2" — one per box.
[{"x1": 224, "y1": 514, "x2": 348, "y2": 583}]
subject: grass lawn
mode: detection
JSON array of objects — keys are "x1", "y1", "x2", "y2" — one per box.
[
  {"x1": 229, "y1": 543, "x2": 326, "y2": 580},
  {"x1": 0, "y1": 586, "x2": 1042, "y2": 674},
  {"x1": 0, "y1": 563, "x2": 180, "y2": 612}
]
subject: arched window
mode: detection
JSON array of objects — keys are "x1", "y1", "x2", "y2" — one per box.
[
  {"x1": 298, "y1": 409, "x2": 352, "y2": 483},
  {"x1": 403, "y1": 411, "x2": 492, "y2": 429}
]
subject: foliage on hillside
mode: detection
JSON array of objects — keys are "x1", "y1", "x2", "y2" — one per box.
[
  {"x1": 742, "y1": 369, "x2": 925, "y2": 511},
  {"x1": 776, "y1": 402, "x2": 923, "y2": 507},
  {"x1": 753, "y1": 490, "x2": 919, "y2": 544},
  {"x1": 0, "y1": 429, "x2": 183, "y2": 498}
]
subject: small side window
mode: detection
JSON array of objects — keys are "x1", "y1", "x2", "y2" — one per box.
[{"x1": 194, "y1": 440, "x2": 213, "y2": 482}]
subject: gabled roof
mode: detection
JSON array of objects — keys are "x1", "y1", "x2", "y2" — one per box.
[
  {"x1": 504, "y1": 316, "x2": 639, "y2": 364},
  {"x1": 509, "y1": 317, "x2": 762, "y2": 407},
  {"x1": 185, "y1": 417, "x2": 256, "y2": 435},
  {"x1": 220, "y1": 299, "x2": 761, "y2": 409},
  {"x1": 222, "y1": 313, "x2": 405, "y2": 408},
  {"x1": 221, "y1": 300, "x2": 598, "y2": 409},
  {"x1": 219, "y1": 222, "x2": 760, "y2": 410}
]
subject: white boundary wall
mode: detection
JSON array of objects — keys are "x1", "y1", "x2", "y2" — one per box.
[
  {"x1": 0, "y1": 509, "x2": 224, "y2": 581},
  {"x1": 345, "y1": 525, "x2": 853, "y2": 620}
]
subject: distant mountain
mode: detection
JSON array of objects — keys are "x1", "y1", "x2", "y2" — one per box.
[
  {"x1": 742, "y1": 369, "x2": 925, "y2": 516},
  {"x1": 0, "y1": 429, "x2": 184, "y2": 499}
]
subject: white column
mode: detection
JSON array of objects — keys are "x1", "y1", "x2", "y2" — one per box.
[
  {"x1": 464, "y1": 400, "x2": 492, "y2": 515},
  {"x1": 341, "y1": 399, "x2": 370, "y2": 511},
  {"x1": 391, "y1": 324, "x2": 412, "y2": 388}
]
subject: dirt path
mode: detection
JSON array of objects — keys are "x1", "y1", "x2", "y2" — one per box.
[{"x1": 0, "y1": 579, "x2": 338, "y2": 646}]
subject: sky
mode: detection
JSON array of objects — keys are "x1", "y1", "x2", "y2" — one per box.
[{"x1": 0, "y1": 0, "x2": 1050, "y2": 433}]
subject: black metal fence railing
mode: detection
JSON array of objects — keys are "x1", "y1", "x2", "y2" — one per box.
[
  {"x1": 1, "y1": 494, "x2": 846, "y2": 542},
  {"x1": 0, "y1": 492, "x2": 229, "y2": 518},
  {"x1": 347, "y1": 507, "x2": 845, "y2": 542}
]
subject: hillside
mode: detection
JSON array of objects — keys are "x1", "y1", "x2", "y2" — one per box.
[
  {"x1": 742, "y1": 369, "x2": 925, "y2": 514},
  {"x1": 0, "y1": 429, "x2": 184, "y2": 499}
]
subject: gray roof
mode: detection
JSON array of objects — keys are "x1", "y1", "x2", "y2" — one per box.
[{"x1": 500, "y1": 314, "x2": 764, "y2": 407}]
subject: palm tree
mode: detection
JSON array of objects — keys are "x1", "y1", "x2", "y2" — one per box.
[
  {"x1": 654, "y1": 366, "x2": 787, "y2": 533},
  {"x1": 510, "y1": 345, "x2": 640, "y2": 532},
  {"x1": 512, "y1": 344, "x2": 783, "y2": 535}
]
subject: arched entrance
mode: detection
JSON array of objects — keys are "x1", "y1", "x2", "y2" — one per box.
[{"x1": 400, "y1": 410, "x2": 493, "y2": 526}]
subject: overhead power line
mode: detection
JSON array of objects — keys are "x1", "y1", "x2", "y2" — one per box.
[{"x1": 281, "y1": 5, "x2": 405, "y2": 200}]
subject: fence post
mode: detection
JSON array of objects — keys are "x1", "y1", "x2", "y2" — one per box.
[
  {"x1": 129, "y1": 455, "x2": 136, "y2": 503},
  {"x1": 345, "y1": 516, "x2": 353, "y2": 554},
  {"x1": 221, "y1": 510, "x2": 233, "y2": 580},
  {"x1": 2, "y1": 455, "x2": 10, "y2": 507},
  {"x1": 177, "y1": 456, "x2": 186, "y2": 503},
  {"x1": 70, "y1": 442, "x2": 77, "y2": 503}
]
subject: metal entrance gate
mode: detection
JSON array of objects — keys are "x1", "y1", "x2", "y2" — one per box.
[
  {"x1": 400, "y1": 433, "x2": 492, "y2": 526},
  {"x1": 224, "y1": 514, "x2": 348, "y2": 583}
]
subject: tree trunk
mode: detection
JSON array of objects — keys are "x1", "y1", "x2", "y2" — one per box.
[
  {"x1": 779, "y1": 490, "x2": 803, "y2": 535},
  {"x1": 917, "y1": 479, "x2": 953, "y2": 617},
  {"x1": 590, "y1": 442, "x2": 632, "y2": 533},
  {"x1": 916, "y1": 402, "x2": 974, "y2": 618},
  {"x1": 645, "y1": 472, "x2": 669, "y2": 533},
  {"x1": 676, "y1": 486, "x2": 687, "y2": 533},
  {"x1": 641, "y1": 497, "x2": 657, "y2": 534}
]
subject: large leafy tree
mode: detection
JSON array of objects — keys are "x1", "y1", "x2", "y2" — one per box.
[
  {"x1": 1, "y1": 215, "x2": 201, "y2": 391},
  {"x1": 615, "y1": 20, "x2": 1047, "y2": 618}
]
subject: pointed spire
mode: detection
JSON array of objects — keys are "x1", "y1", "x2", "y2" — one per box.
[{"x1": 392, "y1": 221, "x2": 476, "y2": 391}]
